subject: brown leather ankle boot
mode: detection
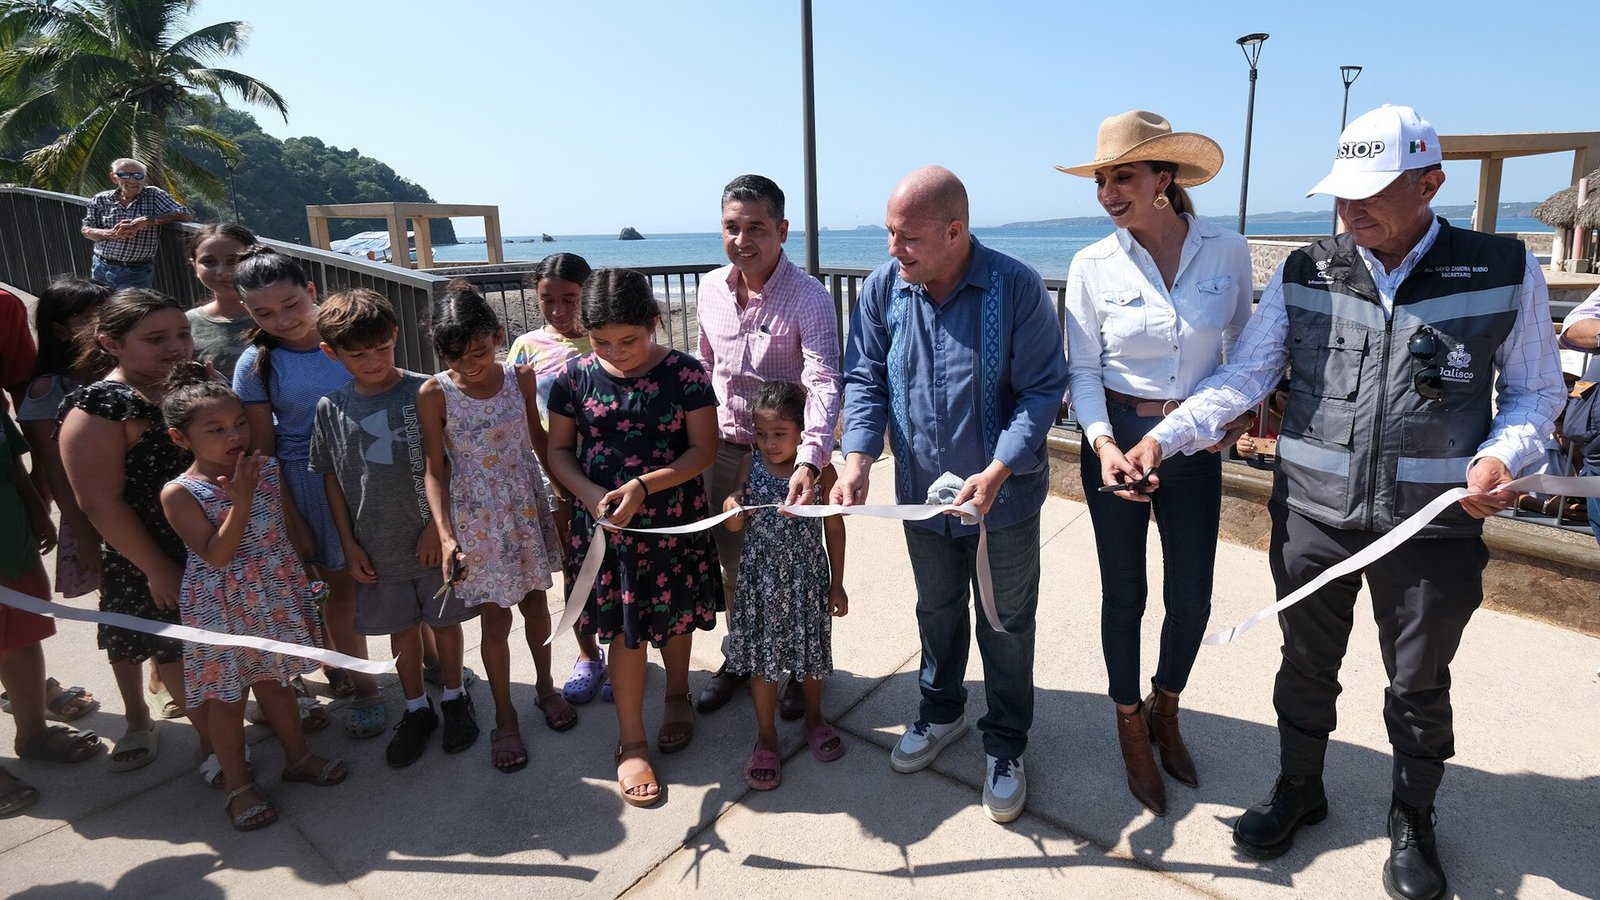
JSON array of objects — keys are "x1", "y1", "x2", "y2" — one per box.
[
  {"x1": 1116, "y1": 703, "x2": 1167, "y2": 816},
  {"x1": 1143, "y1": 683, "x2": 1198, "y2": 787}
]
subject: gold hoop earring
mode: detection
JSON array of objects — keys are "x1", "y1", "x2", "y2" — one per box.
[{"x1": 1153, "y1": 194, "x2": 1170, "y2": 210}]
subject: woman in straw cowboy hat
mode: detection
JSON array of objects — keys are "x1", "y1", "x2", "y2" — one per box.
[{"x1": 1058, "y1": 110, "x2": 1255, "y2": 817}]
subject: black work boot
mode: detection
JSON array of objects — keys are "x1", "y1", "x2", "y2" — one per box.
[
  {"x1": 1232, "y1": 773, "x2": 1328, "y2": 859},
  {"x1": 1383, "y1": 795, "x2": 1447, "y2": 900}
]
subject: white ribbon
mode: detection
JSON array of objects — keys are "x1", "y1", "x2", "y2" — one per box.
[
  {"x1": 549, "y1": 500, "x2": 1003, "y2": 643},
  {"x1": 0, "y1": 586, "x2": 397, "y2": 675},
  {"x1": 1204, "y1": 474, "x2": 1600, "y2": 646}
]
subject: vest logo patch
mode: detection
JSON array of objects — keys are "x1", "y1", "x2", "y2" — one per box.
[{"x1": 1442, "y1": 343, "x2": 1474, "y2": 383}]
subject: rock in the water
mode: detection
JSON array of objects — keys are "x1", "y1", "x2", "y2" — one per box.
[
  {"x1": 618, "y1": 226, "x2": 645, "y2": 241},
  {"x1": 542, "y1": 233, "x2": 555, "y2": 242}
]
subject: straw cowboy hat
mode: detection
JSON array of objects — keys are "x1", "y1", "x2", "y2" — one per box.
[{"x1": 1055, "y1": 110, "x2": 1223, "y2": 186}]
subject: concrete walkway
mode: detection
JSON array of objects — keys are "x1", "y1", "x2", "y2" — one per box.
[{"x1": 2, "y1": 456, "x2": 1596, "y2": 899}]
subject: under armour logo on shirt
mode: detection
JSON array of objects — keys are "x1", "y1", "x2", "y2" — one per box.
[{"x1": 360, "y1": 409, "x2": 406, "y2": 465}]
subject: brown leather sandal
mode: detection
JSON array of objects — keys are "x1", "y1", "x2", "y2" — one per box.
[
  {"x1": 657, "y1": 692, "x2": 694, "y2": 754},
  {"x1": 615, "y1": 740, "x2": 661, "y2": 808}
]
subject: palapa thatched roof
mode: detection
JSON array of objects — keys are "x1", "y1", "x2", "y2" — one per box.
[{"x1": 1533, "y1": 170, "x2": 1600, "y2": 230}]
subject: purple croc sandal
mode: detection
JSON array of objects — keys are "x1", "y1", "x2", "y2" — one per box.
[{"x1": 562, "y1": 652, "x2": 606, "y2": 705}]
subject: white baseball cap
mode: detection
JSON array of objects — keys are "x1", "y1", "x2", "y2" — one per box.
[{"x1": 1305, "y1": 104, "x2": 1442, "y2": 200}]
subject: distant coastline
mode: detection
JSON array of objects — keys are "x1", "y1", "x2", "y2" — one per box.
[{"x1": 1002, "y1": 201, "x2": 1542, "y2": 230}]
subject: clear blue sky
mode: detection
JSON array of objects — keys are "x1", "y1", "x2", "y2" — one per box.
[{"x1": 199, "y1": 0, "x2": 1591, "y2": 236}]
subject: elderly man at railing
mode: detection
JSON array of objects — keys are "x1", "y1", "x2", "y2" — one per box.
[{"x1": 80, "y1": 159, "x2": 193, "y2": 291}]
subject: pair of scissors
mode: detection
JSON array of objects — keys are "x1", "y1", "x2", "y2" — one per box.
[{"x1": 433, "y1": 549, "x2": 466, "y2": 618}]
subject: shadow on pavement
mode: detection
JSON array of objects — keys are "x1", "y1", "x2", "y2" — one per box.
[{"x1": 828, "y1": 670, "x2": 1599, "y2": 897}]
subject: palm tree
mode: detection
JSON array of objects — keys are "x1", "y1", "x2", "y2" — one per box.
[{"x1": 0, "y1": 0, "x2": 287, "y2": 203}]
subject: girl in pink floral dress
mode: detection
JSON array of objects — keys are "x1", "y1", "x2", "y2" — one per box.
[
  {"x1": 419, "y1": 281, "x2": 571, "y2": 773},
  {"x1": 158, "y1": 363, "x2": 345, "y2": 833}
]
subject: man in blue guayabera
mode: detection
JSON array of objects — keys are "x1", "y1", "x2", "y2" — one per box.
[
  {"x1": 1124, "y1": 105, "x2": 1564, "y2": 900},
  {"x1": 832, "y1": 165, "x2": 1069, "y2": 825}
]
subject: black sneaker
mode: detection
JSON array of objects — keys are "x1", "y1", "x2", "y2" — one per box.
[
  {"x1": 440, "y1": 692, "x2": 481, "y2": 754},
  {"x1": 386, "y1": 699, "x2": 439, "y2": 768}
]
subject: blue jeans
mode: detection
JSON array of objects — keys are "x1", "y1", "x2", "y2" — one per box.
[
  {"x1": 90, "y1": 255, "x2": 154, "y2": 291},
  {"x1": 903, "y1": 511, "x2": 1040, "y2": 759},
  {"x1": 1584, "y1": 454, "x2": 1600, "y2": 545},
  {"x1": 1081, "y1": 401, "x2": 1221, "y2": 705}
]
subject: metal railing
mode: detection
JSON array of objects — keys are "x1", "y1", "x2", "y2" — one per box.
[
  {"x1": 6, "y1": 184, "x2": 1588, "y2": 533},
  {"x1": 0, "y1": 186, "x2": 452, "y2": 371},
  {"x1": 442, "y1": 262, "x2": 1075, "y2": 359}
]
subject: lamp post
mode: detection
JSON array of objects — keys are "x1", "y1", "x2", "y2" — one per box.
[
  {"x1": 221, "y1": 149, "x2": 242, "y2": 225},
  {"x1": 800, "y1": 0, "x2": 820, "y2": 278},
  {"x1": 1332, "y1": 65, "x2": 1362, "y2": 234},
  {"x1": 1235, "y1": 32, "x2": 1268, "y2": 236}
]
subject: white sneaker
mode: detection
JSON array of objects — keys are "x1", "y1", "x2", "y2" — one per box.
[
  {"x1": 983, "y1": 754, "x2": 1026, "y2": 823},
  {"x1": 890, "y1": 718, "x2": 968, "y2": 773}
]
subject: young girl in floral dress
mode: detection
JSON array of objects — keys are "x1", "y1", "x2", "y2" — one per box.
[
  {"x1": 418, "y1": 281, "x2": 571, "y2": 773},
  {"x1": 721, "y1": 380, "x2": 849, "y2": 791},
  {"x1": 159, "y1": 362, "x2": 345, "y2": 831},
  {"x1": 58, "y1": 289, "x2": 207, "y2": 771},
  {"x1": 546, "y1": 268, "x2": 723, "y2": 808}
]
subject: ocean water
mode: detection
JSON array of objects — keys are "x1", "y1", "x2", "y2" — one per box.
[{"x1": 432, "y1": 217, "x2": 1552, "y2": 280}]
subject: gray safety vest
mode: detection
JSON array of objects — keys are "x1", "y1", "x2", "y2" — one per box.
[{"x1": 1276, "y1": 220, "x2": 1523, "y2": 537}]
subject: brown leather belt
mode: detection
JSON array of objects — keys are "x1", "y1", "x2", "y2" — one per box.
[
  {"x1": 1105, "y1": 389, "x2": 1182, "y2": 419},
  {"x1": 722, "y1": 440, "x2": 753, "y2": 452}
]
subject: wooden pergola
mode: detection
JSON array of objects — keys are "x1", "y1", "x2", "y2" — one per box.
[
  {"x1": 305, "y1": 202, "x2": 504, "y2": 269},
  {"x1": 1438, "y1": 131, "x2": 1600, "y2": 233}
]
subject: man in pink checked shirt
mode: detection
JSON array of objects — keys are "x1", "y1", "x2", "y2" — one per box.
[{"x1": 695, "y1": 174, "x2": 841, "y2": 717}]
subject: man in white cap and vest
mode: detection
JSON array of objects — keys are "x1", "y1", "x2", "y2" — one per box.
[{"x1": 1123, "y1": 105, "x2": 1564, "y2": 900}]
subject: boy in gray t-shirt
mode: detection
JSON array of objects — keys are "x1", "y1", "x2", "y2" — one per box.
[{"x1": 309, "y1": 289, "x2": 480, "y2": 767}]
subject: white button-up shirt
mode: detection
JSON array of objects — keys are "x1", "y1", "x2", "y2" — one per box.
[
  {"x1": 1360, "y1": 216, "x2": 1439, "y2": 314},
  {"x1": 1064, "y1": 214, "x2": 1254, "y2": 448}
]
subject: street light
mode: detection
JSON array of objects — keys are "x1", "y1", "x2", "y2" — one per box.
[
  {"x1": 1235, "y1": 32, "x2": 1269, "y2": 236},
  {"x1": 221, "y1": 148, "x2": 242, "y2": 225},
  {"x1": 1333, "y1": 65, "x2": 1363, "y2": 234},
  {"x1": 800, "y1": 0, "x2": 820, "y2": 278}
]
